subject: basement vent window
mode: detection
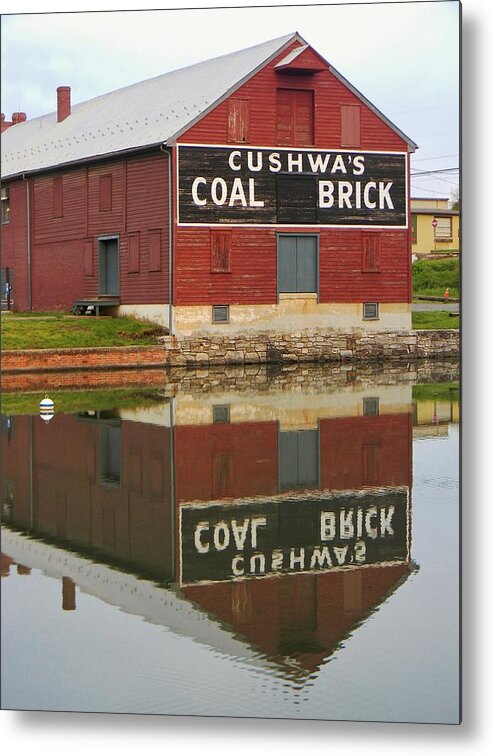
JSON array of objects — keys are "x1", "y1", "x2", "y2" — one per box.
[
  {"x1": 212, "y1": 305, "x2": 229, "y2": 323},
  {"x1": 363, "y1": 302, "x2": 379, "y2": 320}
]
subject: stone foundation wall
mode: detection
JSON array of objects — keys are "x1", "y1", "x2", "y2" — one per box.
[
  {"x1": 160, "y1": 329, "x2": 459, "y2": 367},
  {"x1": 3, "y1": 329, "x2": 459, "y2": 375}
]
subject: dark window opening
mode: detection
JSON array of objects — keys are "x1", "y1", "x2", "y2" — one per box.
[
  {"x1": 100, "y1": 424, "x2": 122, "y2": 486},
  {"x1": 98, "y1": 237, "x2": 119, "y2": 296}
]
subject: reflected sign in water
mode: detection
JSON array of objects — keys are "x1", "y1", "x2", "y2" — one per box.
[{"x1": 1, "y1": 363, "x2": 459, "y2": 722}]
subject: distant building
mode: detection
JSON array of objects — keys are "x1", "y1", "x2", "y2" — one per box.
[
  {"x1": 411, "y1": 197, "x2": 460, "y2": 257},
  {"x1": 1, "y1": 33, "x2": 417, "y2": 334}
]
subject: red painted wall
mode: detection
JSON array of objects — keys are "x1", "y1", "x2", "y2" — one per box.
[
  {"x1": 174, "y1": 40, "x2": 411, "y2": 306},
  {"x1": 174, "y1": 412, "x2": 412, "y2": 504},
  {"x1": 2, "y1": 414, "x2": 173, "y2": 579},
  {"x1": 5, "y1": 152, "x2": 170, "y2": 312},
  {"x1": 1, "y1": 178, "x2": 30, "y2": 310},
  {"x1": 183, "y1": 563, "x2": 410, "y2": 670}
]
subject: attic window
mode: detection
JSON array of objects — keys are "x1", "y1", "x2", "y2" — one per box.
[{"x1": 228, "y1": 99, "x2": 249, "y2": 143}]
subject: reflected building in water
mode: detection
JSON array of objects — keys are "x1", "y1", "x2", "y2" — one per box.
[{"x1": 1, "y1": 370, "x2": 431, "y2": 676}]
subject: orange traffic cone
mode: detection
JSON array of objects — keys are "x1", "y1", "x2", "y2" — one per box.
[{"x1": 444, "y1": 288, "x2": 450, "y2": 300}]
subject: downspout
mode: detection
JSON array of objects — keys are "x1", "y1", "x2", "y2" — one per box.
[
  {"x1": 160, "y1": 144, "x2": 173, "y2": 335},
  {"x1": 23, "y1": 174, "x2": 32, "y2": 310}
]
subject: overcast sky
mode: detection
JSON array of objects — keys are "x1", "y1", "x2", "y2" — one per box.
[{"x1": 1, "y1": 1, "x2": 460, "y2": 199}]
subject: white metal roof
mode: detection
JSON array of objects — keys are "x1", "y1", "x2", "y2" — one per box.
[{"x1": 1, "y1": 32, "x2": 416, "y2": 180}]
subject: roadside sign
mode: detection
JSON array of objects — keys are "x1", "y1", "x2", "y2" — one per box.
[{"x1": 432, "y1": 218, "x2": 438, "y2": 228}]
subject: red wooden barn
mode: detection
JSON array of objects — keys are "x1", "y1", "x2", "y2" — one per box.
[{"x1": 1, "y1": 33, "x2": 417, "y2": 335}]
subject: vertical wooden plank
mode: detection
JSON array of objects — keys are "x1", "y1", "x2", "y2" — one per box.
[{"x1": 148, "y1": 229, "x2": 161, "y2": 271}]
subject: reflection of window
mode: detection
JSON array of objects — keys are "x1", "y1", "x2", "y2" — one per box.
[
  {"x1": 434, "y1": 216, "x2": 452, "y2": 241},
  {"x1": 279, "y1": 428, "x2": 319, "y2": 491},
  {"x1": 100, "y1": 424, "x2": 121, "y2": 486},
  {"x1": 278, "y1": 235, "x2": 318, "y2": 293},
  {"x1": 363, "y1": 397, "x2": 380, "y2": 416},
  {"x1": 362, "y1": 444, "x2": 381, "y2": 486},
  {"x1": 212, "y1": 452, "x2": 233, "y2": 499},
  {"x1": 1, "y1": 186, "x2": 10, "y2": 223},
  {"x1": 213, "y1": 405, "x2": 230, "y2": 424}
]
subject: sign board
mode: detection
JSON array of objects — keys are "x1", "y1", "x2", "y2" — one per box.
[
  {"x1": 432, "y1": 218, "x2": 438, "y2": 227},
  {"x1": 179, "y1": 488, "x2": 410, "y2": 585},
  {"x1": 177, "y1": 144, "x2": 408, "y2": 228}
]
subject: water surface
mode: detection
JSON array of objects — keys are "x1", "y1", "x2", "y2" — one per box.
[{"x1": 1, "y1": 363, "x2": 460, "y2": 723}]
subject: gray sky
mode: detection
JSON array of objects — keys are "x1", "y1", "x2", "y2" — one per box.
[{"x1": 1, "y1": 1, "x2": 460, "y2": 199}]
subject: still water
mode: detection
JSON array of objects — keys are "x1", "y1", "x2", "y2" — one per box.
[{"x1": 1, "y1": 362, "x2": 460, "y2": 723}]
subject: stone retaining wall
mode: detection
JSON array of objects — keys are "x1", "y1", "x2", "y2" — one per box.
[{"x1": 3, "y1": 329, "x2": 459, "y2": 374}]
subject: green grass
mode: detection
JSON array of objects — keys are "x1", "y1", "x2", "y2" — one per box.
[
  {"x1": 1, "y1": 313, "x2": 167, "y2": 350},
  {"x1": 412, "y1": 257, "x2": 460, "y2": 299},
  {"x1": 412, "y1": 311, "x2": 459, "y2": 330},
  {"x1": 1, "y1": 387, "x2": 166, "y2": 415},
  {"x1": 412, "y1": 382, "x2": 459, "y2": 402}
]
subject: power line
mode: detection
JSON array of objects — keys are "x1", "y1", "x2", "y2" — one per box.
[
  {"x1": 410, "y1": 167, "x2": 459, "y2": 176},
  {"x1": 412, "y1": 153, "x2": 459, "y2": 162}
]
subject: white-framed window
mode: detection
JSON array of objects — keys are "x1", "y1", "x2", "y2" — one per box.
[
  {"x1": 363, "y1": 302, "x2": 379, "y2": 320},
  {"x1": 434, "y1": 216, "x2": 453, "y2": 241},
  {"x1": 212, "y1": 305, "x2": 229, "y2": 323}
]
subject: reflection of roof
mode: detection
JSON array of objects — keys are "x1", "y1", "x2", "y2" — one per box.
[
  {"x1": 2, "y1": 32, "x2": 417, "y2": 180},
  {"x1": 0, "y1": 527, "x2": 271, "y2": 671}
]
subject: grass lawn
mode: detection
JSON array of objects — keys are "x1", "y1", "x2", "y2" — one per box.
[
  {"x1": 1, "y1": 387, "x2": 165, "y2": 415},
  {"x1": 1, "y1": 313, "x2": 167, "y2": 350},
  {"x1": 412, "y1": 382, "x2": 459, "y2": 402},
  {"x1": 412, "y1": 311, "x2": 459, "y2": 330},
  {"x1": 412, "y1": 256, "x2": 460, "y2": 299}
]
